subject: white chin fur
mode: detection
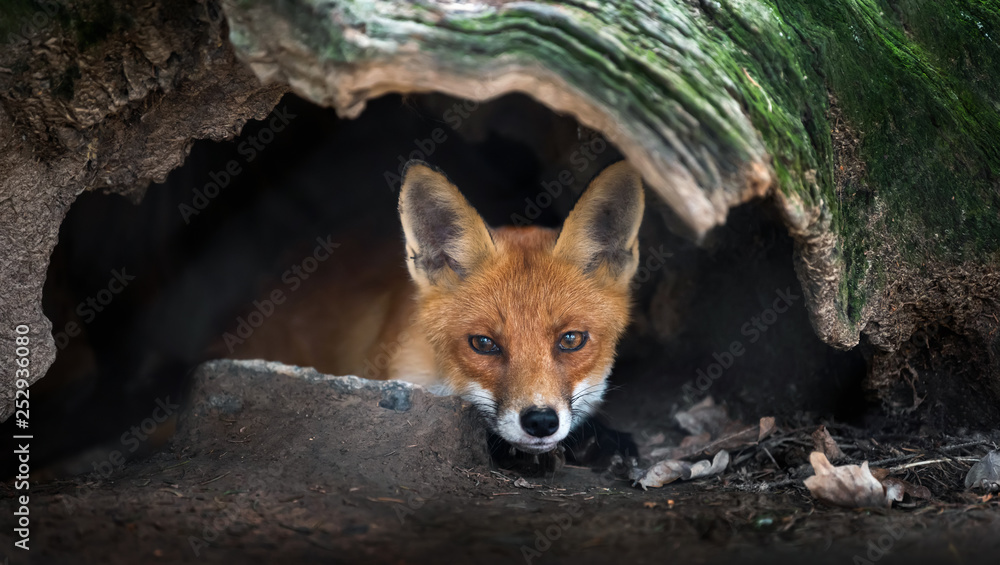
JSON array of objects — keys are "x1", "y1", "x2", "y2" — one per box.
[
  {"x1": 461, "y1": 370, "x2": 611, "y2": 453},
  {"x1": 495, "y1": 406, "x2": 573, "y2": 453},
  {"x1": 460, "y1": 382, "x2": 497, "y2": 417}
]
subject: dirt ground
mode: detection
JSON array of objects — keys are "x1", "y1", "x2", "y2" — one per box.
[{"x1": 2, "y1": 359, "x2": 998, "y2": 565}]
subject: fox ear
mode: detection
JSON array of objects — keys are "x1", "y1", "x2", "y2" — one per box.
[
  {"x1": 399, "y1": 161, "x2": 495, "y2": 289},
  {"x1": 553, "y1": 161, "x2": 645, "y2": 288}
]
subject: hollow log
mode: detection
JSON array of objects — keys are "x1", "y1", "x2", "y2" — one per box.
[{"x1": 1, "y1": 0, "x2": 999, "y2": 420}]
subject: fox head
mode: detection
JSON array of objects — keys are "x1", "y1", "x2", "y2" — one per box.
[{"x1": 398, "y1": 161, "x2": 644, "y2": 454}]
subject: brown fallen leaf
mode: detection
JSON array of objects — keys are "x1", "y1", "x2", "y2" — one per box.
[
  {"x1": 650, "y1": 417, "x2": 775, "y2": 460},
  {"x1": 634, "y1": 450, "x2": 730, "y2": 490},
  {"x1": 675, "y1": 397, "x2": 730, "y2": 436},
  {"x1": 695, "y1": 417, "x2": 775, "y2": 456},
  {"x1": 804, "y1": 451, "x2": 889, "y2": 508},
  {"x1": 809, "y1": 456, "x2": 930, "y2": 505},
  {"x1": 640, "y1": 432, "x2": 667, "y2": 447},
  {"x1": 811, "y1": 426, "x2": 845, "y2": 462},
  {"x1": 756, "y1": 417, "x2": 776, "y2": 442},
  {"x1": 680, "y1": 432, "x2": 712, "y2": 449},
  {"x1": 650, "y1": 433, "x2": 708, "y2": 459},
  {"x1": 881, "y1": 477, "x2": 932, "y2": 501},
  {"x1": 634, "y1": 459, "x2": 688, "y2": 488}
]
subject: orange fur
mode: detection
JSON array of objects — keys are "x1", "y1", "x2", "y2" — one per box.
[
  {"x1": 414, "y1": 225, "x2": 630, "y2": 408},
  {"x1": 396, "y1": 160, "x2": 645, "y2": 452},
  {"x1": 225, "y1": 160, "x2": 645, "y2": 453}
]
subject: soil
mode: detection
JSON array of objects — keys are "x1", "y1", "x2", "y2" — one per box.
[
  {"x1": 3, "y1": 359, "x2": 998, "y2": 565},
  {"x1": 3, "y1": 91, "x2": 997, "y2": 565}
]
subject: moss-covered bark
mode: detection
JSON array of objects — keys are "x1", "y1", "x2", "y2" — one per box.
[
  {"x1": 220, "y1": 0, "x2": 1000, "y2": 356},
  {"x1": 1, "y1": 0, "x2": 997, "y2": 419}
]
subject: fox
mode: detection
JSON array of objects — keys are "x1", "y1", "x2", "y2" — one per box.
[
  {"x1": 396, "y1": 160, "x2": 644, "y2": 453},
  {"x1": 225, "y1": 160, "x2": 645, "y2": 454}
]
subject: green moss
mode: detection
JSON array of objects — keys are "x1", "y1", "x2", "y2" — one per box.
[
  {"x1": 704, "y1": 0, "x2": 1000, "y2": 330},
  {"x1": 698, "y1": 1, "x2": 830, "y2": 208},
  {"x1": 790, "y1": 2, "x2": 998, "y2": 256},
  {"x1": 228, "y1": 0, "x2": 1000, "y2": 336}
]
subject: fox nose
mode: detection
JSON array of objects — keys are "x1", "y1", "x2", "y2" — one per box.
[{"x1": 520, "y1": 407, "x2": 560, "y2": 438}]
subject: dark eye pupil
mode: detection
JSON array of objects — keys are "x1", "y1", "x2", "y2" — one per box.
[
  {"x1": 471, "y1": 336, "x2": 497, "y2": 353},
  {"x1": 560, "y1": 332, "x2": 585, "y2": 350}
]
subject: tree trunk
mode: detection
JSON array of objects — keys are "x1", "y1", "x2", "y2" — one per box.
[{"x1": 1, "y1": 0, "x2": 998, "y2": 420}]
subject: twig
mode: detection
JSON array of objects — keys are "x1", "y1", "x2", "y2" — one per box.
[
  {"x1": 199, "y1": 472, "x2": 231, "y2": 485},
  {"x1": 937, "y1": 440, "x2": 993, "y2": 452},
  {"x1": 868, "y1": 454, "x2": 920, "y2": 467},
  {"x1": 762, "y1": 446, "x2": 781, "y2": 470}
]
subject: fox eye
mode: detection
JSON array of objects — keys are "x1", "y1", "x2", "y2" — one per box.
[
  {"x1": 558, "y1": 331, "x2": 588, "y2": 351},
  {"x1": 469, "y1": 335, "x2": 501, "y2": 355}
]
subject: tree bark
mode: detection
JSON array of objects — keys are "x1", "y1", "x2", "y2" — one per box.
[
  {"x1": 1, "y1": 0, "x2": 998, "y2": 420},
  {"x1": 0, "y1": 0, "x2": 284, "y2": 420}
]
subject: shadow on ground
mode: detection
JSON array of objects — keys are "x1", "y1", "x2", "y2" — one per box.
[{"x1": 2, "y1": 359, "x2": 997, "y2": 565}]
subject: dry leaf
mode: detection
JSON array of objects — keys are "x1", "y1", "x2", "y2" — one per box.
[
  {"x1": 811, "y1": 425, "x2": 845, "y2": 461},
  {"x1": 964, "y1": 450, "x2": 1000, "y2": 492},
  {"x1": 641, "y1": 431, "x2": 667, "y2": 447},
  {"x1": 636, "y1": 459, "x2": 689, "y2": 489},
  {"x1": 688, "y1": 450, "x2": 730, "y2": 480},
  {"x1": 881, "y1": 477, "x2": 932, "y2": 501},
  {"x1": 649, "y1": 445, "x2": 677, "y2": 459},
  {"x1": 680, "y1": 432, "x2": 712, "y2": 449},
  {"x1": 804, "y1": 451, "x2": 889, "y2": 508},
  {"x1": 757, "y1": 417, "x2": 776, "y2": 441},
  {"x1": 650, "y1": 417, "x2": 775, "y2": 460},
  {"x1": 881, "y1": 478, "x2": 905, "y2": 504},
  {"x1": 649, "y1": 432, "x2": 708, "y2": 459},
  {"x1": 634, "y1": 450, "x2": 730, "y2": 490},
  {"x1": 698, "y1": 417, "x2": 776, "y2": 455},
  {"x1": 675, "y1": 397, "x2": 729, "y2": 436}
]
